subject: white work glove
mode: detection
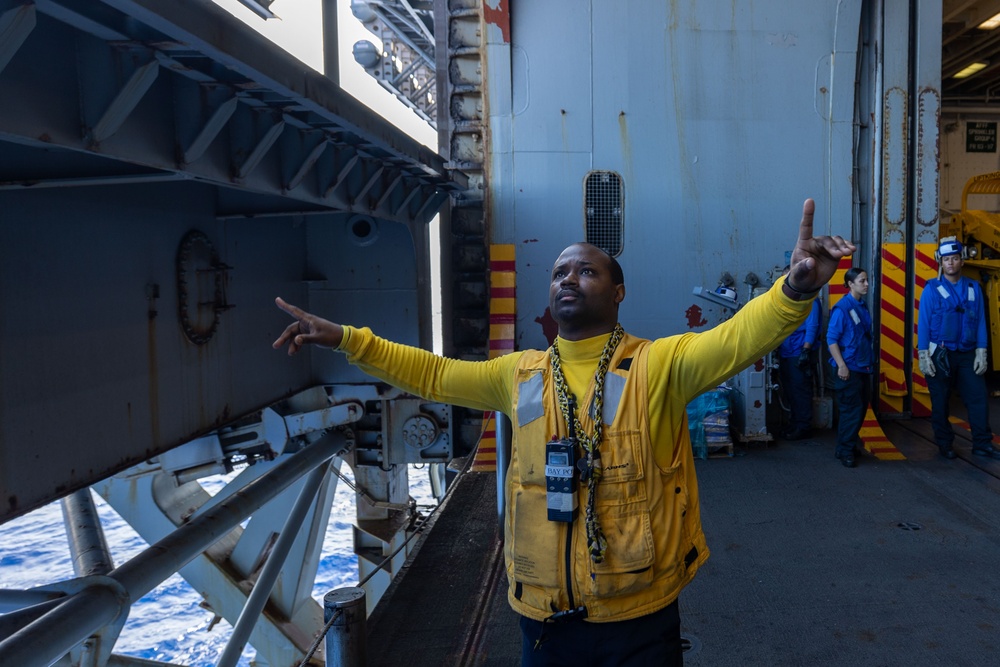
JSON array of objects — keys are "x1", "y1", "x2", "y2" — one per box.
[
  {"x1": 918, "y1": 349, "x2": 935, "y2": 377},
  {"x1": 974, "y1": 348, "x2": 988, "y2": 375}
]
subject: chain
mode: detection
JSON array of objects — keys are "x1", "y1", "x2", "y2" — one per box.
[{"x1": 549, "y1": 323, "x2": 624, "y2": 563}]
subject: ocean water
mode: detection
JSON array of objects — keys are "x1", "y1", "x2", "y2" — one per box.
[{"x1": 0, "y1": 464, "x2": 436, "y2": 666}]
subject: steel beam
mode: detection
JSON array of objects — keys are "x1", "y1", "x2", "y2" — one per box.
[
  {"x1": 96, "y1": 0, "x2": 445, "y2": 175},
  {"x1": 88, "y1": 59, "x2": 159, "y2": 146},
  {"x1": 215, "y1": 463, "x2": 330, "y2": 667},
  {"x1": 0, "y1": 1, "x2": 35, "y2": 76},
  {"x1": 181, "y1": 95, "x2": 239, "y2": 165},
  {"x1": 0, "y1": 433, "x2": 348, "y2": 667},
  {"x1": 61, "y1": 490, "x2": 114, "y2": 577},
  {"x1": 0, "y1": 0, "x2": 453, "y2": 226},
  {"x1": 287, "y1": 135, "x2": 329, "y2": 191},
  {"x1": 234, "y1": 111, "x2": 286, "y2": 181},
  {"x1": 353, "y1": 164, "x2": 385, "y2": 205}
]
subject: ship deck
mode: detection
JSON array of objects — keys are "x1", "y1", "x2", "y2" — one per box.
[{"x1": 367, "y1": 399, "x2": 1000, "y2": 666}]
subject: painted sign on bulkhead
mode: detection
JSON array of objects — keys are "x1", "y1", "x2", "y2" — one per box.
[{"x1": 966, "y1": 122, "x2": 997, "y2": 153}]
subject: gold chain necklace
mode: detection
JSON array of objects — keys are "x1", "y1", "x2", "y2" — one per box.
[{"x1": 549, "y1": 323, "x2": 624, "y2": 563}]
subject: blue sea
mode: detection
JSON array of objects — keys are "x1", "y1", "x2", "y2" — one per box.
[{"x1": 0, "y1": 464, "x2": 436, "y2": 666}]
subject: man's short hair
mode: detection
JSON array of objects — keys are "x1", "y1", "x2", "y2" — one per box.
[
  {"x1": 568, "y1": 242, "x2": 624, "y2": 285},
  {"x1": 605, "y1": 252, "x2": 624, "y2": 286}
]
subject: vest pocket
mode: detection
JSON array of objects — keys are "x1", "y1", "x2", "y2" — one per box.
[
  {"x1": 585, "y1": 504, "x2": 655, "y2": 598},
  {"x1": 599, "y1": 430, "x2": 644, "y2": 486},
  {"x1": 509, "y1": 488, "x2": 563, "y2": 588},
  {"x1": 512, "y1": 580, "x2": 555, "y2": 616}
]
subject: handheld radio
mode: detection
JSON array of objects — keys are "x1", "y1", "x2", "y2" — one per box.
[{"x1": 546, "y1": 395, "x2": 579, "y2": 522}]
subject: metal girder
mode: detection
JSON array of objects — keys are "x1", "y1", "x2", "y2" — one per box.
[
  {"x1": 0, "y1": 0, "x2": 454, "y2": 224},
  {"x1": 0, "y1": 359, "x2": 432, "y2": 662},
  {"x1": 376, "y1": 172, "x2": 404, "y2": 211},
  {"x1": 0, "y1": 1, "x2": 35, "y2": 76},
  {"x1": 231, "y1": 108, "x2": 286, "y2": 181},
  {"x1": 86, "y1": 57, "x2": 159, "y2": 146},
  {"x1": 237, "y1": 0, "x2": 277, "y2": 21},
  {"x1": 324, "y1": 151, "x2": 361, "y2": 198},
  {"x1": 353, "y1": 0, "x2": 438, "y2": 126},
  {"x1": 0, "y1": 433, "x2": 349, "y2": 667},
  {"x1": 286, "y1": 132, "x2": 330, "y2": 191},
  {"x1": 97, "y1": 0, "x2": 445, "y2": 173},
  {"x1": 358, "y1": 1, "x2": 435, "y2": 64},
  {"x1": 178, "y1": 87, "x2": 239, "y2": 165},
  {"x1": 353, "y1": 164, "x2": 385, "y2": 205}
]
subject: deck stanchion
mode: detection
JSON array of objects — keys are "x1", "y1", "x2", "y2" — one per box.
[{"x1": 324, "y1": 587, "x2": 367, "y2": 667}]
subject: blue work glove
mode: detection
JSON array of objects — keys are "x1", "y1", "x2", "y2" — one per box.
[{"x1": 796, "y1": 350, "x2": 811, "y2": 369}]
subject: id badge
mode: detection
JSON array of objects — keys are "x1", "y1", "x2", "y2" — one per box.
[{"x1": 545, "y1": 438, "x2": 578, "y2": 522}]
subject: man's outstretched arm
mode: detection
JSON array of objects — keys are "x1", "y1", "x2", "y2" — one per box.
[
  {"x1": 272, "y1": 297, "x2": 517, "y2": 413},
  {"x1": 652, "y1": 199, "x2": 857, "y2": 403}
]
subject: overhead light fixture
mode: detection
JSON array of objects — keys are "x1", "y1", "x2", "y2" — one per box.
[
  {"x1": 238, "y1": 0, "x2": 278, "y2": 20},
  {"x1": 953, "y1": 62, "x2": 989, "y2": 79},
  {"x1": 978, "y1": 12, "x2": 1000, "y2": 30}
]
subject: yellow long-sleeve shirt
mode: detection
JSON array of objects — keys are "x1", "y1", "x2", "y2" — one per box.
[{"x1": 338, "y1": 277, "x2": 812, "y2": 466}]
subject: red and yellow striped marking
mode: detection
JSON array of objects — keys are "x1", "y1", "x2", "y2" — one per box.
[
  {"x1": 827, "y1": 256, "x2": 853, "y2": 309},
  {"x1": 471, "y1": 244, "x2": 516, "y2": 472},
  {"x1": 830, "y1": 256, "x2": 904, "y2": 459},
  {"x1": 860, "y1": 406, "x2": 906, "y2": 460},
  {"x1": 879, "y1": 245, "x2": 907, "y2": 413},
  {"x1": 471, "y1": 413, "x2": 498, "y2": 472},
  {"x1": 911, "y1": 244, "x2": 938, "y2": 417}
]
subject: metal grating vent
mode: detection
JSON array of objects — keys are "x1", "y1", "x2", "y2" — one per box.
[{"x1": 584, "y1": 171, "x2": 624, "y2": 256}]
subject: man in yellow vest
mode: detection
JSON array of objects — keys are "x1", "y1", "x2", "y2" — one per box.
[{"x1": 273, "y1": 199, "x2": 854, "y2": 666}]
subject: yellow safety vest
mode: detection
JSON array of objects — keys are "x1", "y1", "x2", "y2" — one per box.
[{"x1": 505, "y1": 333, "x2": 709, "y2": 622}]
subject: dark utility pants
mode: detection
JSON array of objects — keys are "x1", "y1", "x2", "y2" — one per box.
[
  {"x1": 834, "y1": 372, "x2": 871, "y2": 458},
  {"x1": 926, "y1": 349, "x2": 994, "y2": 449},
  {"x1": 520, "y1": 601, "x2": 683, "y2": 666},
  {"x1": 779, "y1": 356, "x2": 813, "y2": 432}
]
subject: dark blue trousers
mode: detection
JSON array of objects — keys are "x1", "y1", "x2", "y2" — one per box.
[
  {"x1": 926, "y1": 349, "x2": 994, "y2": 449},
  {"x1": 520, "y1": 601, "x2": 682, "y2": 666},
  {"x1": 779, "y1": 356, "x2": 813, "y2": 431},
  {"x1": 834, "y1": 372, "x2": 870, "y2": 458}
]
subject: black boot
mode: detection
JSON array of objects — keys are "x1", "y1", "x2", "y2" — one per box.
[{"x1": 972, "y1": 445, "x2": 1000, "y2": 460}]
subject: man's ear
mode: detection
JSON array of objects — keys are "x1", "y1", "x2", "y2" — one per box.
[{"x1": 615, "y1": 285, "x2": 625, "y2": 304}]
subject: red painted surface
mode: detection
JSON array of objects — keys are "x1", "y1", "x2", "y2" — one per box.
[
  {"x1": 534, "y1": 307, "x2": 558, "y2": 345},
  {"x1": 483, "y1": 0, "x2": 511, "y2": 43},
  {"x1": 685, "y1": 304, "x2": 707, "y2": 328}
]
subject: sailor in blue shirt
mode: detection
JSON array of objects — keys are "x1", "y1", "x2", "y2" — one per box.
[
  {"x1": 917, "y1": 237, "x2": 999, "y2": 460},
  {"x1": 778, "y1": 266, "x2": 822, "y2": 439},
  {"x1": 826, "y1": 268, "x2": 872, "y2": 467}
]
